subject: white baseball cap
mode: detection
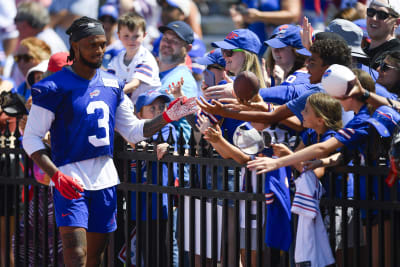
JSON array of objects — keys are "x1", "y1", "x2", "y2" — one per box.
[
  {"x1": 233, "y1": 122, "x2": 264, "y2": 155},
  {"x1": 321, "y1": 64, "x2": 356, "y2": 98}
]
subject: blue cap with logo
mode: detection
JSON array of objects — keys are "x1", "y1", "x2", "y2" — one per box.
[
  {"x1": 265, "y1": 24, "x2": 304, "y2": 49},
  {"x1": 211, "y1": 29, "x2": 262, "y2": 55},
  {"x1": 98, "y1": 4, "x2": 119, "y2": 21},
  {"x1": 135, "y1": 90, "x2": 171, "y2": 113},
  {"x1": 367, "y1": 105, "x2": 400, "y2": 137},
  {"x1": 159, "y1": 21, "x2": 194, "y2": 44},
  {"x1": 195, "y1": 48, "x2": 226, "y2": 68}
]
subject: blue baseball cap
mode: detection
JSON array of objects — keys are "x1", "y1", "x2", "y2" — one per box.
[
  {"x1": 265, "y1": 24, "x2": 303, "y2": 49},
  {"x1": 135, "y1": 90, "x2": 171, "y2": 113},
  {"x1": 159, "y1": 21, "x2": 194, "y2": 44},
  {"x1": 211, "y1": 29, "x2": 262, "y2": 55},
  {"x1": 367, "y1": 105, "x2": 400, "y2": 137},
  {"x1": 195, "y1": 48, "x2": 226, "y2": 68},
  {"x1": 98, "y1": 4, "x2": 118, "y2": 21}
]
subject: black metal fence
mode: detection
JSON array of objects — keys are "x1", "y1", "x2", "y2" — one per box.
[{"x1": 0, "y1": 122, "x2": 399, "y2": 267}]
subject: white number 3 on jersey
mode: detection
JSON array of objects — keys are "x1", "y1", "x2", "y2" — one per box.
[{"x1": 87, "y1": 101, "x2": 110, "y2": 147}]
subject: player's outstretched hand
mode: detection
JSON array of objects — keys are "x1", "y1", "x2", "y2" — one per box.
[
  {"x1": 247, "y1": 156, "x2": 280, "y2": 174},
  {"x1": 51, "y1": 171, "x2": 84, "y2": 200},
  {"x1": 162, "y1": 96, "x2": 198, "y2": 123}
]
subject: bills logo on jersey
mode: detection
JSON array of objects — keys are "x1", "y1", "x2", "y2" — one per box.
[
  {"x1": 89, "y1": 89, "x2": 100, "y2": 98},
  {"x1": 102, "y1": 77, "x2": 119, "y2": 88}
]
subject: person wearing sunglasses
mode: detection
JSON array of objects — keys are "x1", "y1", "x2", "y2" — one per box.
[
  {"x1": 349, "y1": 50, "x2": 400, "y2": 109},
  {"x1": 14, "y1": 37, "x2": 51, "y2": 101},
  {"x1": 362, "y1": 0, "x2": 400, "y2": 70},
  {"x1": 201, "y1": 29, "x2": 265, "y2": 100}
]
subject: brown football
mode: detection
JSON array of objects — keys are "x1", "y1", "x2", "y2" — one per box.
[{"x1": 233, "y1": 71, "x2": 260, "y2": 102}]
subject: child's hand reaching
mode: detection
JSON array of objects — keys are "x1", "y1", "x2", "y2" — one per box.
[
  {"x1": 204, "y1": 124, "x2": 222, "y2": 143},
  {"x1": 167, "y1": 77, "x2": 184, "y2": 99},
  {"x1": 156, "y1": 143, "x2": 170, "y2": 160},
  {"x1": 196, "y1": 113, "x2": 213, "y2": 134}
]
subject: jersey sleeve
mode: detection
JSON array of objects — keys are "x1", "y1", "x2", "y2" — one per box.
[
  {"x1": 115, "y1": 95, "x2": 145, "y2": 144},
  {"x1": 132, "y1": 62, "x2": 156, "y2": 85},
  {"x1": 334, "y1": 118, "x2": 369, "y2": 150},
  {"x1": 106, "y1": 55, "x2": 119, "y2": 75},
  {"x1": 22, "y1": 104, "x2": 55, "y2": 156},
  {"x1": 31, "y1": 80, "x2": 63, "y2": 113}
]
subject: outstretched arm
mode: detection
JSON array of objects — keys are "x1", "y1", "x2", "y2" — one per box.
[
  {"x1": 197, "y1": 96, "x2": 293, "y2": 124},
  {"x1": 204, "y1": 124, "x2": 251, "y2": 164},
  {"x1": 349, "y1": 78, "x2": 400, "y2": 110},
  {"x1": 247, "y1": 137, "x2": 343, "y2": 174}
]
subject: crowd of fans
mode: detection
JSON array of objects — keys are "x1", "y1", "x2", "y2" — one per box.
[{"x1": 0, "y1": 0, "x2": 399, "y2": 266}]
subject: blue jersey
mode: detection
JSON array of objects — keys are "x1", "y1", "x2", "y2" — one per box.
[
  {"x1": 264, "y1": 165, "x2": 292, "y2": 251},
  {"x1": 31, "y1": 67, "x2": 125, "y2": 167},
  {"x1": 301, "y1": 128, "x2": 336, "y2": 147},
  {"x1": 260, "y1": 71, "x2": 311, "y2": 105},
  {"x1": 334, "y1": 105, "x2": 370, "y2": 153}
]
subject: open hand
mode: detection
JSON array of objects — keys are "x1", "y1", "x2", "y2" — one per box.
[
  {"x1": 202, "y1": 73, "x2": 234, "y2": 100},
  {"x1": 196, "y1": 113, "x2": 213, "y2": 134},
  {"x1": 247, "y1": 156, "x2": 280, "y2": 174},
  {"x1": 300, "y1": 16, "x2": 312, "y2": 50},
  {"x1": 204, "y1": 124, "x2": 222, "y2": 143},
  {"x1": 167, "y1": 77, "x2": 184, "y2": 98},
  {"x1": 196, "y1": 96, "x2": 227, "y2": 116}
]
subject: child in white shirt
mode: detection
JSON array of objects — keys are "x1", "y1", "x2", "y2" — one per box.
[{"x1": 108, "y1": 12, "x2": 161, "y2": 104}]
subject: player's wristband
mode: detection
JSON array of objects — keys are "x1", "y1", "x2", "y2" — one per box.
[{"x1": 162, "y1": 111, "x2": 172, "y2": 123}]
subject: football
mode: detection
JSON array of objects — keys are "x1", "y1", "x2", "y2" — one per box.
[
  {"x1": 233, "y1": 71, "x2": 260, "y2": 101},
  {"x1": 321, "y1": 64, "x2": 356, "y2": 98}
]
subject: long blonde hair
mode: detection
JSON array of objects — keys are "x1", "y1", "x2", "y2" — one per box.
[
  {"x1": 239, "y1": 50, "x2": 266, "y2": 88},
  {"x1": 307, "y1": 93, "x2": 343, "y2": 131}
]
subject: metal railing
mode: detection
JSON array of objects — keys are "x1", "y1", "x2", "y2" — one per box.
[{"x1": 0, "y1": 122, "x2": 399, "y2": 267}]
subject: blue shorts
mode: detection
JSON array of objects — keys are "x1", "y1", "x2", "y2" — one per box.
[{"x1": 53, "y1": 186, "x2": 117, "y2": 233}]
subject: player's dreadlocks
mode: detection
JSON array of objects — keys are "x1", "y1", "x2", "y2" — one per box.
[{"x1": 66, "y1": 16, "x2": 105, "y2": 62}]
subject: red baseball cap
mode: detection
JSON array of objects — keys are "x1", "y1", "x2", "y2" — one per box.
[{"x1": 47, "y1": 52, "x2": 72, "y2": 72}]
